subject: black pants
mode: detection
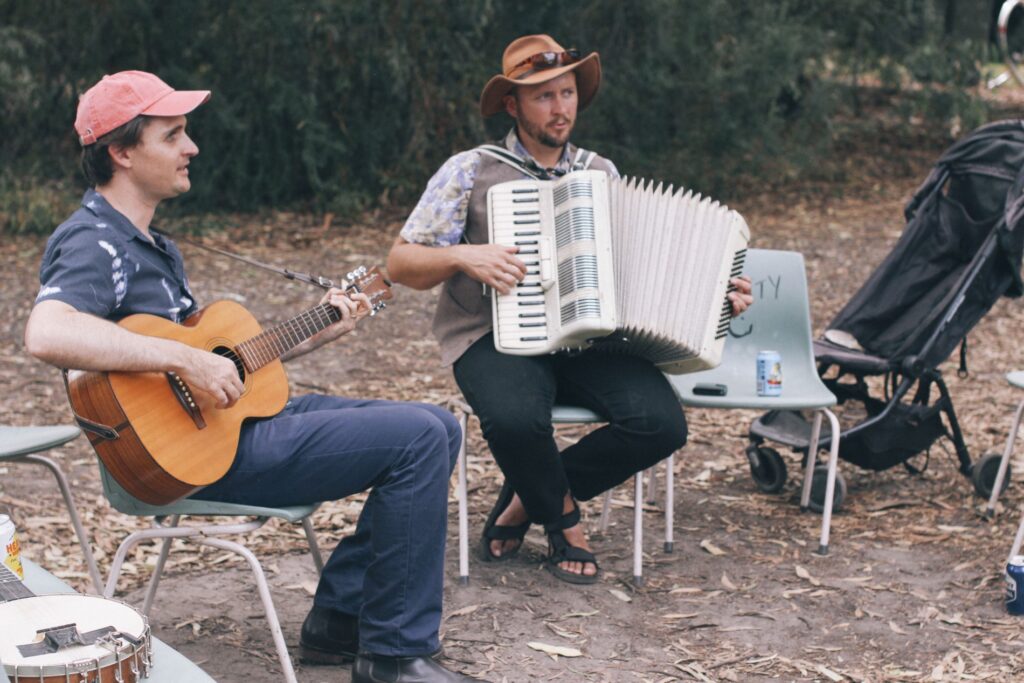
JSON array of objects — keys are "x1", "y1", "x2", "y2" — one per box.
[{"x1": 453, "y1": 333, "x2": 687, "y2": 526}]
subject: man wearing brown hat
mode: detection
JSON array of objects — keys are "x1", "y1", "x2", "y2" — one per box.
[
  {"x1": 388, "y1": 35, "x2": 754, "y2": 584},
  {"x1": 25, "y1": 71, "x2": 476, "y2": 683}
]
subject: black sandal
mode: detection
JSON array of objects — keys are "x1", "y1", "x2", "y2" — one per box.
[
  {"x1": 544, "y1": 504, "x2": 599, "y2": 585},
  {"x1": 480, "y1": 479, "x2": 531, "y2": 562}
]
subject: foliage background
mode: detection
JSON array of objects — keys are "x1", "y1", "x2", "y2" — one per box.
[{"x1": 0, "y1": 0, "x2": 995, "y2": 233}]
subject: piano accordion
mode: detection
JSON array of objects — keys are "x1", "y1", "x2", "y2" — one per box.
[{"x1": 487, "y1": 170, "x2": 750, "y2": 374}]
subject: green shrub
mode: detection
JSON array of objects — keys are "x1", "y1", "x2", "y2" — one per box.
[
  {"x1": 0, "y1": 0, "x2": 988, "y2": 232},
  {"x1": 0, "y1": 174, "x2": 78, "y2": 235}
]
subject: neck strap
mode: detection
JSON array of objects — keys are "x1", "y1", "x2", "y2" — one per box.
[{"x1": 151, "y1": 227, "x2": 340, "y2": 290}]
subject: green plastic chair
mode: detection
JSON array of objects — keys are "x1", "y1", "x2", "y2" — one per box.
[
  {"x1": 668, "y1": 249, "x2": 844, "y2": 555},
  {"x1": 0, "y1": 425, "x2": 102, "y2": 592},
  {"x1": 4, "y1": 558, "x2": 217, "y2": 682},
  {"x1": 98, "y1": 464, "x2": 323, "y2": 683}
]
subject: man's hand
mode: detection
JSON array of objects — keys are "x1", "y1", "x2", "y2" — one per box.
[
  {"x1": 454, "y1": 244, "x2": 527, "y2": 295},
  {"x1": 176, "y1": 347, "x2": 245, "y2": 409},
  {"x1": 319, "y1": 287, "x2": 372, "y2": 340},
  {"x1": 728, "y1": 276, "x2": 753, "y2": 317}
]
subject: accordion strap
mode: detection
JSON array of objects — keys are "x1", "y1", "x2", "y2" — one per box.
[
  {"x1": 475, "y1": 144, "x2": 547, "y2": 179},
  {"x1": 475, "y1": 144, "x2": 597, "y2": 179},
  {"x1": 571, "y1": 147, "x2": 596, "y2": 170}
]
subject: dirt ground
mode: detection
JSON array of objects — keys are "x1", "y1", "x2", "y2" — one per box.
[{"x1": 6, "y1": 109, "x2": 1024, "y2": 682}]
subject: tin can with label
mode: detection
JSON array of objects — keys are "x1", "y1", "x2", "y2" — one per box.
[
  {"x1": 0, "y1": 513, "x2": 23, "y2": 579},
  {"x1": 757, "y1": 350, "x2": 783, "y2": 397},
  {"x1": 1006, "y1": 555, "x2": 1024, "y2": 614}
]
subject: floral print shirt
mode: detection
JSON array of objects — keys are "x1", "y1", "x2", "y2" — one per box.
[{"x1": 399, "y1": 129, "x2": 618, "y2": 247}]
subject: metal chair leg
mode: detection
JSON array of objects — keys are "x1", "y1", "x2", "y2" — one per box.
[
  {"x1": 633, "y1": 472, "x2": 644, "y2": 587},
  {"x1": 646, "y1": 466, "x2": 658, "y2": 505},
  {"x1": 599, "y1": 490, "x2": 612, "y2": 533},
  {"x1": 19, "y1": 453, "x2": 103, "y2": 594},
  {"x1": 1009, "y1": 504, "x2": 1024, "y2": 562},
  {"x1": 142, "y1": 515, "x2": 179, "y2": 616},
  {"x1": 988, "y1": 398, "x2": 1024, "y2": 516},
  {"x1": 302, "y1": 516, "x2": 324, "y2": 575},
  {"x1": 664, "y1": 453, "x2": 674, "y2": 553},
  {"x1": 457, "y1": 411, "x2": 470, "y2": 585},
  {"x1": 102, "y1": 515, "x2": 300, "y2": 681},
  {"x1": 105, "y1": 529, "x2": 154, "y2": 599},
  {"x1": 813, "y1": 409, "x2": 842, "y2": 556},
  {"x1": 799, "y1": 411, "x2": 824, "y2": 511},
  {"x1": 104, "y1": 518, "x2": 267, "y2": 598},
  {"x1": 197, "y1": 536, "x2": 298, "y2": 683}
]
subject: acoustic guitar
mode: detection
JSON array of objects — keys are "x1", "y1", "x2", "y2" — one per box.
[
  {"x1": 0, "y1": 563, "x2": 151, "y2": 682},
  {"x1": 65, "y1": 266, "x2": 393, "y2": 506}
]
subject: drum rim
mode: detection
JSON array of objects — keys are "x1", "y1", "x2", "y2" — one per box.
[
  {"x1": 3, "y1": 625, "x2": 150, "y2": 676},
  {"x1": 0, "y1": 594, "x2": 150, "y2": 676}
]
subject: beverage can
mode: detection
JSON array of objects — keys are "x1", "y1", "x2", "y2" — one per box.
[
  {"x1": 757, "y1": 350, "x2": 783, "y2": 396},
  {"x1": 1006, "y1": 555, "x2": 1024, "y2": 614},
  {"x1": 0, "y1": 514, "x2": 23, "y2": 580}
]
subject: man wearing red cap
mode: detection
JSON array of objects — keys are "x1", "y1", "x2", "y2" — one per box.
[
  {"x1": 389, "y1": 35, "x2": 753, "y2": 584},
  {"x1": 25, "y1": 71, "x2": 476, "y2": 683}
]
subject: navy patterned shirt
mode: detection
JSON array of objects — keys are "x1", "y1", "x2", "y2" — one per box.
[{"x1": 35, "y1": 189, "x2": 197, "y2": 323}]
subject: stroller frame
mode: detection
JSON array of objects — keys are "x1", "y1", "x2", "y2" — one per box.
[{"x1": 746, "y1": 119, "x2": 1024, "y2": 508}]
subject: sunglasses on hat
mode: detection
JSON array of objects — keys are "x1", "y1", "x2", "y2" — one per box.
[{"x1": 510, "y1": 49, "x2": 581, "y2": 76}]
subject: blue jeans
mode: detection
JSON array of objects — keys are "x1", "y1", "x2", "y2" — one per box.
[{"x1": 193, "y1": 394, "x2": 461, "y2": 656}]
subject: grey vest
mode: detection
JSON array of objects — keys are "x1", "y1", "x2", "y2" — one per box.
[{"x1": 431, "y1": 145, "x2": 616, "y2": 366}]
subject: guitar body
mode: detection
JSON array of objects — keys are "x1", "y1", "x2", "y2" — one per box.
[{"x1": 68, "y1": 300, "x2": 289, "y2": 505}]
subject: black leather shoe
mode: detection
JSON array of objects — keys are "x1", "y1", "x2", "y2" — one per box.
[
  {"x1": 300, "y1": 605, "x2": 444, "y2": 665},
  {"x1": 299, "y1": 605, "x2": 360, "y2": 664},
  {"x1": 352, "y1": 653, "x2": 479, "y2": 682}
]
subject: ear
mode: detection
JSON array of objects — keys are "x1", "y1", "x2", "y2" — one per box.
[
  {"x1": 503, "y1": 92, "x2": 518, "y2": 119},
  {"x1": 107, "y1": 143, "x2": 133, "y2": 171}
]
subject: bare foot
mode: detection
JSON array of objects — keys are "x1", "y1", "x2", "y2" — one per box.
[{"x1": 490, "y1": 493, "x2": 529, "y2": 558}]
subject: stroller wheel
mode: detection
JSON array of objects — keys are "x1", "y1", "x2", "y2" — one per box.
[
  {"x1": 747, "y1": 446, "x2": 787, "y2": 493},
  {"x1": 971, "y1": 453, "x2": 1011, "y2": 498},
  {"x1": 808, "y1": 465, "x2": 846, "y2": 513}
]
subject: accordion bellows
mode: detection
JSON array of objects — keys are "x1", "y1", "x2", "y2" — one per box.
[{"x1": 487, "y1": 170, "x2": 749, "y2": 374}]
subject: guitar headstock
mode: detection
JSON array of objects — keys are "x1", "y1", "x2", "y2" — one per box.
[{"x1": 344, "y1": 266, "x2": 394, "y2": 315}]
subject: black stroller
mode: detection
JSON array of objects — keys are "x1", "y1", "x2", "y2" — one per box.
[{"x1": 745, "y1": 120, "x2": 1024, "y2": 511}]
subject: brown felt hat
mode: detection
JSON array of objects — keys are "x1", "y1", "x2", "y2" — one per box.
[{"x1": 479, "y1": 34, "x2": 601, "y2": 118}]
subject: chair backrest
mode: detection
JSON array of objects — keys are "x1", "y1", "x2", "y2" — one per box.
[
  {"x1": 668, "y1": 249, "x2": 835, "y2": 410},
  {"x1": 97, "y1": 460, "x2": 159, "y2": 516}
]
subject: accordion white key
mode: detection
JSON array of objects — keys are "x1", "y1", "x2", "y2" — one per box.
[{"x1": 487, "y1": 169, "x2": 750, "y2": 374}]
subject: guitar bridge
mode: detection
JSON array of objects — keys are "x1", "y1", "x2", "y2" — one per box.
[{"x1": 166, "y1": 372, "x2": 207, "y2": 430}]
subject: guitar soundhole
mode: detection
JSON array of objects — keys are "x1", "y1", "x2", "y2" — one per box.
[{"x1": 213, "y1": 346, "x2": 246, "y2": 383}]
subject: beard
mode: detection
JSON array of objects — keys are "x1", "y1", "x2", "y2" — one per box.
[{"x1": 519, "y1": 114, "x2": 573, "y2": 149}]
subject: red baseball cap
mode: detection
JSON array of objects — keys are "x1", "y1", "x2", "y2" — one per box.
[{"x1": 74, "y1": 70, "x2": 211, "y2": 146}]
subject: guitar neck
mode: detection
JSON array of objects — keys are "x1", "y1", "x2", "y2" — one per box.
[
  {"x1": 235, "y1": 302, "x2": 340, "y2": 372},
  {"x1": 0, "y1": 563, "x2": 33, "y2": 602}
]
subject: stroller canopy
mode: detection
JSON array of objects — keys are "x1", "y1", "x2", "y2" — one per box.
[{"x1": 827, "y1": 120, "x2": 1024, "y2": 368}]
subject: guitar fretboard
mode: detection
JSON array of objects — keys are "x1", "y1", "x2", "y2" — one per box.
[
  {"x1": 236, "y1": 302, "x2": 341, "y2": 372},
  {"x1": 0, "y1": 562, "x2": 33, "y2": 602}
]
